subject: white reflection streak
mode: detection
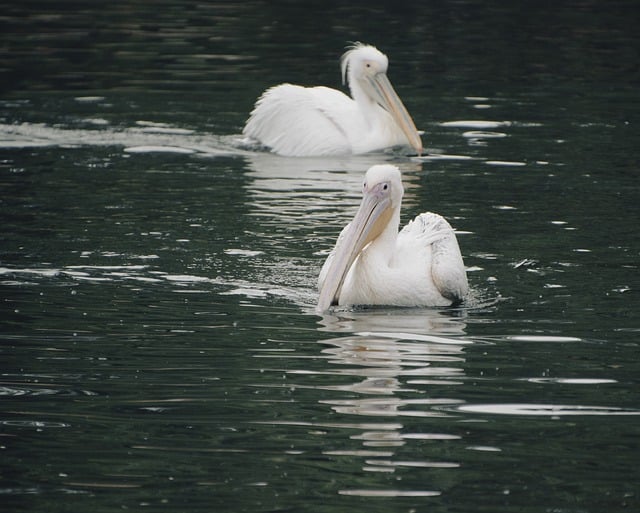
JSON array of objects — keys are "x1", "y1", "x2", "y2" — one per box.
[
  {"x1": 458, "y1": 403, "x2": 640, "y2": 416},
  {"x1": 318, "y1": 333, "x2": 466, "y2": 417}
]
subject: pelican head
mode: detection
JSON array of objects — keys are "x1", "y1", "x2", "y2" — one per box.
[
  {"x1": 317, "y1": 164, "x2": 403, "y2": 311},
  {"x1": 341, "y1": 43, "x2": 422, "y2": 155}
]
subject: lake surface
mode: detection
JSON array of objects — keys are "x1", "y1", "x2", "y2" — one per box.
[{"x1": 1, "y1": 2, "x2": 639, "y2": 512}]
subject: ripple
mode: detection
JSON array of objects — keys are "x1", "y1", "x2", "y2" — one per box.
[
  {"x1": 485, "y1": 160, "x2": 527, "y2": 166},
  {"x1": 133, "y1": 121, "x2": 195, "y2": 135},
  {"x1": 323, "y1": 449, "x2": 394, "y2": 457},
  {"x1": 466, "y1": 445, "x2": 502, "y2": 452},
  {"x1": 74, "y1": 96, "x2": 106, "y2": 103},
  {"x1": 524, "y1": 378, "x2": 617, "y2": 385},
  {"x1": 224, "y1": 248, "x2": 264, "y2": 257},
  {"x1": 339, "y1": 489, "x2": 441, "y2": 497},
  {"x1": 322, "y1": 397, "x2": 464, "y2": 417},
  {"x1": 124, "y1": 145, "x2": 196, "y2": 154},
  {"x1": 456, "y1": 403, "x2": 640, "y2": 416},
  {"x1": 413, "y1": 153, "x2": 477, "y2": 162},
  {"x1": 507, "y1": 335, "x2": 582, "y2": 342},
  {"x1": 163, "y1": 274, "x2": 212, "y2": 283},
  {"x1": 401, "y1": 433, "x2": 461, "y2": 440},
  {"x1": 440, "y1": 120, "x2": 512, "y2": 129},
  {"x1": 355, "y1": 331, "x2": 474, "y2": 345},
  {"x1": 0, "y1": 266, "x2": 61, "y2": 278},
  {"x1": 0, "y1": 121, "x2": 239, "y2": 156},
  {"x1": 255, "y1": 420, "x2": 404, "y2": 431},
  {"x1": 364, "y1": 459, "x2": 460, "y2": 469},
  {"x1": 462, "y1": 130, "x2": 508, "y2": 139},
  {"x1": 0, "y1": 386, "x2": 70, "y2": 397},
  {"x1": 0, "y1": 419, "x2": 70, "y2": 428}
]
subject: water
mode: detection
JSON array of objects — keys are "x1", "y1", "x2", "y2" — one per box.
[{"x1": 1, "y1": 2, "x2": 639, "y2": 512}]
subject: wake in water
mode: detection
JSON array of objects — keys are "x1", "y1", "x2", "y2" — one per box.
[
  {"x1": 0, "y1": 118, "x2": 484, "y2": 165},
  {"x1": 0, "y1": 261, "x2": 319, "y2": 311},
  {"x1": 0, "y1": 119, "x2": 252, "y2": 156}
]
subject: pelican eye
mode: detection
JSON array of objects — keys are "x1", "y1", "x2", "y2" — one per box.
[{"x1": 383, "y1": 183, "x2": 388, "y2": 191}]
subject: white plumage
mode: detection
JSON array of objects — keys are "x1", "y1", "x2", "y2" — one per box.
[
  {"x1": 317, "y1": 165, "x2": 468, "y2": 311},
  {"x1": 243, "y1": 43, "x2": 422, "y2": 157}
]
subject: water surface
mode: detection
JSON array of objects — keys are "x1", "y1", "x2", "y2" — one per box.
[{"x1": 1, "y1": 2, "x2": 639, "y2": 512}]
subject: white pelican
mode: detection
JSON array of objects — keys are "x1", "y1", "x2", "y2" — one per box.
[
  {"x1": 243, "y1": 43, "x2": 422, "y2": 157},
  {"x1": 317, "y1": 165, "x2": 468, "y2": 311}
]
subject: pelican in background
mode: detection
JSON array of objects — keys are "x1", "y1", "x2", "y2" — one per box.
[
  {"x1": 243, "y1": 43, "x2": 422, "y2": 157},
  {"x1": 317, "y1": 165, "x2": 468, "y2": 312}
]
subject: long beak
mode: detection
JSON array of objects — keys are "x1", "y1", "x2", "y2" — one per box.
[
  {"x1": 368, "y1": 73, "x2": 423, "y2": 155},
  {"x1": 317, "y1": 189, "x2": 393, "y2": 312}
]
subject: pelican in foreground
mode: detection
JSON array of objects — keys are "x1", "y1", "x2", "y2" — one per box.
[
  {"x1": 243, "y1": 43, "x2": 422, "y2": 157},
  {"x1": 317, "y1": 165, "x2": 468, "y2": 312}
]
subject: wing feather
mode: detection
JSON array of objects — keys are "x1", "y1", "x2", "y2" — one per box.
[
  {"x1": 399, "y1": 212, "x2": 468, "y2": 303},
  {"x1": 243, "y1": 84, "x2": 354, "y2": 156}
]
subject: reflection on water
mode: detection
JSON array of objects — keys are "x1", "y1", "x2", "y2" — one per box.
[
  {"x1": 257, "y1": 310, "x2": 472, "y2": 497},
  {"x1": 258, "y1": 308, "x2": 640, "y2": 502},
  {"x1": 319, "y1": 333, "x2": 467, "y2": 401},
  {"x1": 318, "y1": 307, "x2": 470, "y2": 336}
]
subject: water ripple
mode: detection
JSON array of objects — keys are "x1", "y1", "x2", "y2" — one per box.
[
  {"x1": 455, "y1": 403, "x2": 640, "y2": 416},
  {"x1": 339, "y1": 489, "x2": 441, "y2": 497}
]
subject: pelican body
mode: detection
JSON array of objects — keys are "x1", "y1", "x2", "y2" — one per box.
[
  {"x1": 317, "y1": 165, "x2": 468, "y2": 311},
  {"x1": 243, "y1": 43, "x2": 422, "y2": 157}
]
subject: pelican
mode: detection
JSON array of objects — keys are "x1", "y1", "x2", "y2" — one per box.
[
  {"x1": 243, "y1": 43, "x2": 422, "y2": 157},
  {"x1": 317, "y1": 165, "x2": 468, "y2": 312}
]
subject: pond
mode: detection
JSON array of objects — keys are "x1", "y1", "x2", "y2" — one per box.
[{"x1": 1, "y1": 2, "x2": 639, "y2": 512}]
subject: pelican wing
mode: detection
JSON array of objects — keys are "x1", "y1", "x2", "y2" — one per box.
[
  {"x1": 243, "y1": 84, "x2": 354, "y2": 156},
  {"x1": 398, "y1": 212, "x2": 468, "y2": 303}
]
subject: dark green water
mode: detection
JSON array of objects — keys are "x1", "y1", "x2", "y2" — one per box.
[{"x1": 1, "y1": 2, "x2": 639, "y2": 512}]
